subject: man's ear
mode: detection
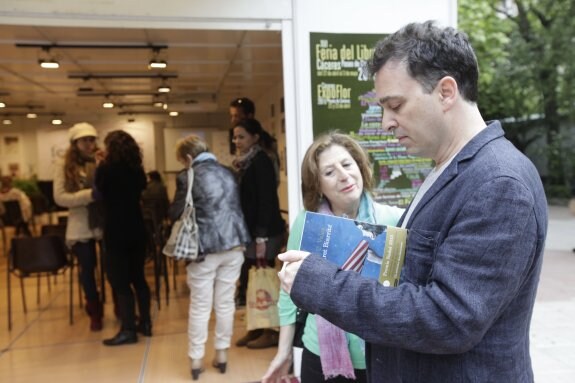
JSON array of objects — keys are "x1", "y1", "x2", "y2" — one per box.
[
  {"x1": 437, "y1": 76, "x2": 458, "y2": 109},
  {"x1": 186, "y1": 154, "x2": 193, "y2": 163}
]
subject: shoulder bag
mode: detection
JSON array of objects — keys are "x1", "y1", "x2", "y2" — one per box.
[{"x1": 162, "y1": 166, "x2": 200, "y2": 261}]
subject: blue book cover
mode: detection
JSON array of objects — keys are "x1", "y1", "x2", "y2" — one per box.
[{"x1": 298, "y1": 212, "x2": 407, "y2": 286}]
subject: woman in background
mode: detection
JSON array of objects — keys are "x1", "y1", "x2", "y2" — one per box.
[
  {"x1": 262, "y1": 132, "x2": 403, "y2": 383},
  {"x1": 232, "y1": 118, "x2": 286, "y2": 349},
  {"x1": 53, "y1": 122, "x2": 104, "y2": 331},
  {"x1": 95, "y1": 130, "x2": 151, "y2": 346},
  {"x1": 169, "y1": 135, "x2": 250, "y2": 380}
]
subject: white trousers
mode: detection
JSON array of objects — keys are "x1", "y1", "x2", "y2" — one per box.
[{"x1": 187, "y1": 249, "x2": 244, "y2": 359}]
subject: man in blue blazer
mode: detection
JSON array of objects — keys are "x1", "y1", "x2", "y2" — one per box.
[{"x1": 278, "y1": 21, "x2": 548, "y2": 382}]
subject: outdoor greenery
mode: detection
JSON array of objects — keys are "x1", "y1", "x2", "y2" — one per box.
[{"x1": 459, "y1": 0, "x2": 575, "y2": 198}]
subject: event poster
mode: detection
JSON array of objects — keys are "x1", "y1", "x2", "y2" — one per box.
[{"x1": 310, "y1": 32, "x2": 433, "y2": 207}]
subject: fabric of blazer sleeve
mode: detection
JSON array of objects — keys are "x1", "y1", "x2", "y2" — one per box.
[{"x1": 289, "y1": 176, "x2": 542, "y2": 354}]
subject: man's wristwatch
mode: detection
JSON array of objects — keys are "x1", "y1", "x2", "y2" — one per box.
[{"x1": 255, "y1": 237, "x2": 268, "y2": 244}]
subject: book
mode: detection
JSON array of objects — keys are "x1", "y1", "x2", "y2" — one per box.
[{"x1": 298, "y1": 212, "x2": 407, "y2": 287}]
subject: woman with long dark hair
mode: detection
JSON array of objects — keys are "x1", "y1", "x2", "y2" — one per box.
[
  {"x1": 95, "y1": 130, "x2": 152, "y2": 346},
  {"x1": 232, "y1": 118, "x2": 285, "y2": 349}
]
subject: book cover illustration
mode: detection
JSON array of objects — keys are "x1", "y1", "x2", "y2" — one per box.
[{"x1": 298, "y1": 212, "x2": 407, "y2": 287}]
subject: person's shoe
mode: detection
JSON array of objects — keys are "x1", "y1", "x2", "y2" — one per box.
[
  {"x1": 212, "y1": 349, "x2": 227, "y2": 374},
  {"x1": 102, "y1": 330, "x2": 138, "y2": 346},
  {"x1": 190, "y1": 358, "x2": 204, "y2": 380},
  {"x1": 136, "y1": 321, "x2": 152, "y2": 337},
  {"x1": 235, "y1": 329, "x2": 263, "y2": 347},
  {"x1": 246, "y1": 329, "x2": 279, "y2": 349}
]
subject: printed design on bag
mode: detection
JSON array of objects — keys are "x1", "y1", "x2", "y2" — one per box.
[{"x1": 251, "y1": 289, "x2": 276, "y2": 310}]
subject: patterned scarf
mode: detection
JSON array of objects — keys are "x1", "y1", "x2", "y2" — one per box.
[
  {"x1": 313, "y1": 198, "x2": 369, "y2": 380},
  {"x1": 232, "y1": 144, "x2": 262, "y2": 178}
]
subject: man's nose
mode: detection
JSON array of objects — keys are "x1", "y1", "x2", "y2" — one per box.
[{"x1": 381, "y1": 112, "x2": 397, "y2": 133}]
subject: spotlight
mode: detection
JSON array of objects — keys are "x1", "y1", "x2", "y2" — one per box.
[
  {"x1": 3, "y1": 119, "x2": 12, "y2": 125},
  {"x1": 169, "y1": 111, "x2": 179, "y2": 116},
  {"x1": 26, "y1": 113, "x2": 37, "y2": 119},
  {"x1": 153, "y1": 101, "x2": 164, "y2": 107},
  {"x1": 0, "y1": 102, "x2": 5, "y2": 108},
  {"x1": 149, "y1": 60, "x2": 167, "y2": 69},
  {"x1": 103, "y1": 101, "x2": 114, "y2": 108},
  {"x1": 51, "y1": 119, "x2": 63, "y2": 125},
  {"x1": 39, "y1": 59, "x2": 60, "y2": 69},
  {"x1": 157, "y1": 85, "x2": 171, "y2": 93}
]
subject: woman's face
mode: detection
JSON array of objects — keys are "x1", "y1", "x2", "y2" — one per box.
[
  {"x1": 317, "y1": 144, "x2": 363, "y2": 214},
  {"x1": 75, "y1": 136, "x2": 97, "y2": 159},
  {"x1": 233, "y1": 126, "x2": 259, "y2": 154}
]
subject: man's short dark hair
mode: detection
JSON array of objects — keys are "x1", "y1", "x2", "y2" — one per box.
[
  {"x1": 368, "y1": 21, "x2": 479, "y2": 103},
  {"x1": 230, "y1": 97, "x2": 256, "y2": 116}
]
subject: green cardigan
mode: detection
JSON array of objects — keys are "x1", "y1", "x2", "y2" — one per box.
[{"x1": 278, "y1": 193, "x2": 404, "y2": 369}]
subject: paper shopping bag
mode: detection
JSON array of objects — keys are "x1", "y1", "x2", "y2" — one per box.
[{"x1": 246, "y1": 266, "x2": 280, "y2": 330}]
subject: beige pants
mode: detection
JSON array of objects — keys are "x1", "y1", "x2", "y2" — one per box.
[{"x1": 186, "y1": 249, "x2": 244, "y2": 359}]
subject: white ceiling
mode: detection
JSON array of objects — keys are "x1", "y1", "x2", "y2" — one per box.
[{"x1": 0, "y1": 24, "x2": 283, "y2": 125}]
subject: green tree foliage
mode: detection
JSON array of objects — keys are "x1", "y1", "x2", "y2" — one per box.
[{"x1": 459, "y1": 0, "x2": 575, "y2": 192}]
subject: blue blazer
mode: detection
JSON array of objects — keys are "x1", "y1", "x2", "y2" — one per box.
[{"x1": 290, "y1": 121, "x2": 548, "y2": 382}]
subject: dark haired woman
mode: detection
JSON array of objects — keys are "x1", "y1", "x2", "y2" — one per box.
[
  {"x1": 53, "y1": 122, "x2": 104, "y2": 331},
  {"x1": 232, "y1": 118, "x2": 286, "y2": 349},
  {"x1": 95, "y1": 130, "x2": 151, "y2": 346}
]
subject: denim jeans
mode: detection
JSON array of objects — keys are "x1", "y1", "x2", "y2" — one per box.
[{"x1": 72, "y1": 240, "x2": 99, "y2": 302}]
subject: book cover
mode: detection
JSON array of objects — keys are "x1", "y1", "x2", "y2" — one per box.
[{"x1": 298, "y1": 212, "x2": 407, "y2": 286}]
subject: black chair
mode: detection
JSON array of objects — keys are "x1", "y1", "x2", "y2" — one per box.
[
  {"x1": 2, "y1": 200, "x2": 32, "y2": 237},
  {"x1": 7, "y1": 234, "x2": 74, "y2": 330}
]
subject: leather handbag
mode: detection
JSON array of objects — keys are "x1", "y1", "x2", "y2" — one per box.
[{"x1": 162, "y1": 167, "x2": 200, "y2": 261}]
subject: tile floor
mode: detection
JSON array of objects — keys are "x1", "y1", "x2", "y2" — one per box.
[{"x1": 1, "y1": 205, "x2": 574, "y2": 382}]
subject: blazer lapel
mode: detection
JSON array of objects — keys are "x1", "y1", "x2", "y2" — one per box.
[{"x1": 400, "y1": 121, "x2": 505, "y2": 228}]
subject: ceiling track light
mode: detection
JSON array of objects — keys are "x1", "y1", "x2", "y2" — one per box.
[
  {"x1": 149, "y1": 46, "x2": 168, "y2": 69},
  {"x1": 39, "y1": 46, "x2": 60, "y2": 69},
  {"x1": 157, "y1": 85, "x2": 171, "y2": 93},
  {"x1": 0, "y1": 102, "x2": 5, "y2": 108},
  {"x1": 51, "y1": 118, "x2": 63, "y2": 125},
  {"x1": 169, "y1": 111, "x2": 179, "y2": 116},
  {"x1": 149, "y1": 60, "x2": 167, "y2": 69},
  {"x1": 39, "y1": 59, "x2": 60, "y2": 69},
  {"x1": 26, "y1": 112, "x2": 37, "y2": 119},
  {"x1": 103, "y1": 101, "x2": 115, "y2": 108},
  {"x1": 3, "y1": 119, "x2": 12, "y2": 125}
]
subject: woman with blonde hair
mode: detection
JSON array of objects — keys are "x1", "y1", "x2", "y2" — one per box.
[
  {"x1": 169, "y1": 135, "x2": 250, "y2": 380},
  {"x1": 53, "y1": 122, "x2": 104, "y2": 331}
]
